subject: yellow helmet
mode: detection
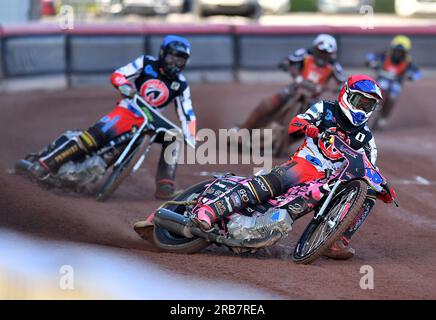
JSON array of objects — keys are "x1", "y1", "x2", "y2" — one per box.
[{"x1": 391, "y1": 35, "x2": 412, "y2": 52}]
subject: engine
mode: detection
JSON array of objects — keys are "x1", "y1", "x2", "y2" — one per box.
[
  {"x1": 57, "y1": 155, "x2": 107, "y2": 186},
  {"x1": 227, "y1": 208, "x2": 293, "y2": 243}
]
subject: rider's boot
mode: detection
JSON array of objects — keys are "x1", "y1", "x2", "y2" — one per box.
[
  {"x1": 323, "y1": 236, "x2": 355, "y2": 260},
  {"x1": 154, "y1": 139, "x2": 181, "y2": 200},
  {"x1": 155, "y1": 179, "x2": 179, "y2": 200},
  {"x1": 323, "y1": 192, "x2": 377, "y2": 260},
  {"x1": 29, "y1": 131, "x2": 96, "y2": 179}
]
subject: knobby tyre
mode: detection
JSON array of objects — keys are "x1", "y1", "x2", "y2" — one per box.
[
  {"x1": 293, "y1": 180, "x2": 368, "y2": 264},
  {"x1": 96, "y1": 135, "x2": 152, "y2": 201},
  {"x1": 152, "y1": 180, "x2": 213, "y2": 253}
]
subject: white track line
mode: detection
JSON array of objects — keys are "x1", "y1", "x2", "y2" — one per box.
[{"x1": 392, "y1": 176, "x2": 435, "y2": 186}]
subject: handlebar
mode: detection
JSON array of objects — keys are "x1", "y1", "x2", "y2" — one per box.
[{"x1": 317, "y1": 128, "x2": 337, "y2": 140}]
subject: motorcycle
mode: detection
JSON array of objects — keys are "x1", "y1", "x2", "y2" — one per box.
[
  {"x1": 134, "y1": 130, "x2": 398, "y2": 264},
  {"x1": 241, "y1": 79, "x2": 322, "y2": 158},
  {"x1": 366, "y1": 68, "x2": 398, "y2": 130},
  {"x1": 15, "y1": 94, "x2": 188, "y2": 201}
]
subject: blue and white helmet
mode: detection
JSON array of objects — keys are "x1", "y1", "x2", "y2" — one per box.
[
  {"x1": 159, "y1": 35, "x2": 191, "y2": 79},
  {"x1": 338, "y1": 74, "x2": 383, "y2": 126}
]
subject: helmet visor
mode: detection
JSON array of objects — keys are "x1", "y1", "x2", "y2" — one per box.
[
  {"x1": 391, "y1": 47, "x2": 406, "y2": 63},
  {"x1": 164, "y1": 52, "x2": 187, "y2": 68},
  {"x1": 313, "y1": 48, "x2": 332, "y2": 65},
  {"x1": 348, "y1": 92, "x2": 378, "y2": 113}
]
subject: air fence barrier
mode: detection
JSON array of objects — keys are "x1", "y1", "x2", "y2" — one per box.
[{"x1": 1, "y1": 23, "x2": 436, "y2": 89}]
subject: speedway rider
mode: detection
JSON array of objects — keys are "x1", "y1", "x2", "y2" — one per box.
[
  {"x1": 29, "y1": 35, "x2": 197, "y2": 200},
  {"x1": 366, "y1": 35, "x2": 421, "y2": 128},
  {"x1": 238, "y1": 34, "x2": 346, "y2": 131},
  {"x1": 193, "y1": 74, "x2": 396, "y2": 260}
]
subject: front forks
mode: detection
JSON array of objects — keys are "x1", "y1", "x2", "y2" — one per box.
[{"x1": 313, "y1": 180, "x2": 342, "y2": 221}]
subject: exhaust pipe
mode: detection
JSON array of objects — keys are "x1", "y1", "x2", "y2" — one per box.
[
  {"x1": 153, "y1": 208, "x2": 194, "y2": 238},
  {"x1": 153, "y1": 209, "x2": 285, "y2": 249}
]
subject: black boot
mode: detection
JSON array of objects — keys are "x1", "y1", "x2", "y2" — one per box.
[
  {"x1": 32, "y1": 138, "x2": 87, "y2": 179},
  {"x1": 155, "y1": 179, "x2": 179, "y2": 200},
  {"x1": 154, "y1": 138, "x2": 180, "y2": 200}
]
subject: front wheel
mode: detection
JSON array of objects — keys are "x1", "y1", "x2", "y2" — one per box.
[
  {"x1": 293, "y1": 180, "x2": 368, "y2": 264},
  {"x1": 96, "y1": 134, "x2": 151, "y2": 201}
]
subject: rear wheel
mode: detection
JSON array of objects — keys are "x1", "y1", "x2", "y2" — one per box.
[
  {"x1": 151, "y1": 179, "x2": 213, "y2": 253},
  {"x1": 96, "y1": 135, "x2": 151, "y2": 201},
  {"x1": 293, "y1": 180, "x2": 368, "y2": 264}
]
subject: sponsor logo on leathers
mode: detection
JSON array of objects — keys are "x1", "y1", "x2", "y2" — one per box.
[{"x1": 140, "y1": 79, "x2": 170, "y2": 107}]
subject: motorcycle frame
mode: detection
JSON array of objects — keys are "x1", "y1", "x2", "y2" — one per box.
[
  {"x1": 112, "y1": 94, "x2": 184, "y2": 171},
  {"x1": 313, "y1": 133, "x2": 387, "y2": 220}
]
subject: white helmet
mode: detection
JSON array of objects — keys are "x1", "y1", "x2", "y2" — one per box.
[{"x1": 313, "y1": 34, "x2": 337, "y2": 54}]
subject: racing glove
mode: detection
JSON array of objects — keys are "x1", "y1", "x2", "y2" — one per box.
[
  {"x1": 288, "y1": 117, "x2": 318, "y2": 138},
  {"x1": 118, "y1": 84, "x2": 136, "y2": 98},
  {"x1": 304, "y1": 124, "x2": 319, "y2": 139},
  {"x1": 377, "y1": 182, "x2": 396, "y2": 204}
]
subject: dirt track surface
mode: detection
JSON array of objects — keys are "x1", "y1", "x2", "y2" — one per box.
[{"x1": 1, "y1": 81, "x2": 436, "y2": 299}]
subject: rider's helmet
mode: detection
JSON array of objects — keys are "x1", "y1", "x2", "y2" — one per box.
[
  {"x1": 338, "y1": 74, "x2": 383, "y2": 126},
  {"x1": 312, "y1": 34, "x2": 337, "y2": 66},
  {"x1": 390, "y1": 35, "x2": 411, "y2": 64},
  {"x1": 158, "y1": 35, "x2": 191, "y2": 79}
]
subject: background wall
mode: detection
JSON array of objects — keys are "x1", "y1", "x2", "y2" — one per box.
[{"x1": 0, "y1": 24, "x2": 435, "y2": 90}]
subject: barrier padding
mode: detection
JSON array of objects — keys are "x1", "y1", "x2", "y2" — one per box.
[
  {"x1": 238, "y1": 35, "x2": 314, "y2": 68},
  {"x1": 339, "y1": 34, "x2": 436, "y2": 67},
  {"x1": 0, "y1": 35, "x2": 3, "y2": 79},
  {"x1": 1, "y1": 23, "x2": 436, "y2": 78},
  {"x1": 149, "y1": 35, "x2": 234, "y2": 68},
  {"x1": 4, "y1": 35, "x2": 65, "y2": 76},
  {"x1": 69, "y1": 36, "x2": 145, "y2": 72}
]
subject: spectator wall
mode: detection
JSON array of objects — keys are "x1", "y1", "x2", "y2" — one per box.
[{"x1": 1, "y1": 24, "x2": 435, "y2": 85}]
